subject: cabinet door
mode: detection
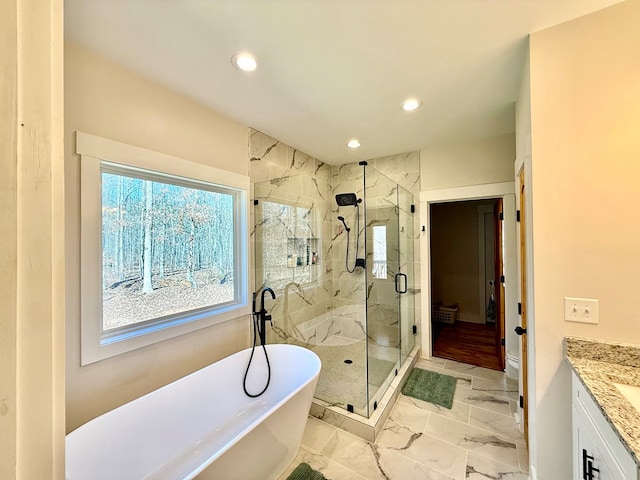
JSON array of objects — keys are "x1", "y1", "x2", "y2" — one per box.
[
  {"x1": 572, "y1": 373, "x2": 638, "y2": 479},
  {"x1": 573, "y1": 405, "x2": 625, "y2": 479}
]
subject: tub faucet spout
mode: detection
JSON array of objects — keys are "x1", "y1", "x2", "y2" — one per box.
[{"x1": 258, "y1": 287, "x2": 276, "y2": 345}]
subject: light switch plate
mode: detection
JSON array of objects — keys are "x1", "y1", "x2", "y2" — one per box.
[{"x1": 564, "y1": 297, "x2": 599, "y2": 324}]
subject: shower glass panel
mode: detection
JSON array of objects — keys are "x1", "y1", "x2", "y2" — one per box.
[
  {"x1": 256, "y1": 199, "x2": 319, "y2": 291},
  {"x1": 398, "y1": 185, "x2": 415, "y2": 364},
  {"x1": 332, "y1": 163, "x2": 368, "y2": 415},
  {"x1": 253, "y1": 163, "x2": 415, "y2": 419},
  {"x1": 364, "y1": 165, "x2": 401, "y2": 412}
]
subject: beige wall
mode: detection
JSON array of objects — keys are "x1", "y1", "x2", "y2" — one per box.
[
  {"x1": 514, "y1": 45, "x2": 536, "y2": 472},
  {"x1": 529, "y1": 1, "x2": 640, "y2": 478},
  {"x1": 65, "y1": 43, "x2": 250, "y2": 431},
  {"x1": 1, "y1": 0, "x2": 65, "y2": 477},
  {"x1": 420, "y1": 133, "x2": 515, "y2": 191},
  {"x1": 1, "y1": 5, "x2": 20, "y2": 475}
]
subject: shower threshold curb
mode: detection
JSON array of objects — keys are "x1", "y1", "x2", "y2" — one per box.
[{"x1": 309, "y1": 346, "x2": 420, "y2": 443}]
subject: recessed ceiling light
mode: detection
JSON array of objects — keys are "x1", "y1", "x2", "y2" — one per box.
[
  {"x1": 401, "y1": 98, "x2": 422, "y2": 111},
  {"x1": 231, "y1": 53, "x2": 257, "y2": 72},
  {"x1": 347, "y1": 139, "x2": 361, "y2": 149}
]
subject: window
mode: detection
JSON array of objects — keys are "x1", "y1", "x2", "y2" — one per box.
[
  {"x1": 79, "y1": 132, "x2": 249, "y2": 365},
  {"x1": 372, "y1": 225, "x2": 388, "y2": 279}
]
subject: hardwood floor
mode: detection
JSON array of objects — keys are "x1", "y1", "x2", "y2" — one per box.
[{"x1": 432, "y1": 320, "x2": 503, "y2": 371}]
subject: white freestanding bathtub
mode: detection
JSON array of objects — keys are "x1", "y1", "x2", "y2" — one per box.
[{"x1": 66, "y1": 344, "x2": 321, "y2": 480}]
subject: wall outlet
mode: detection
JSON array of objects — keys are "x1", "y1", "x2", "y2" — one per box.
[{"x1": 564, "y1": 297, "x2": 599, "y2": 324}]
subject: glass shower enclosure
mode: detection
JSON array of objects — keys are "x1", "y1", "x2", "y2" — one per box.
[{"x1": 253, "y1": 162, "x2": 415, "y2": 417}]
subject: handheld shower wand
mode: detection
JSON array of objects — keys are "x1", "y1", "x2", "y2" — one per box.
[
  {"x1": 337, "y1": 215, "x2": 350, "y2": 232},
  {"x1": 338, "y1": 208, "x2": 364, "y2": 273}
]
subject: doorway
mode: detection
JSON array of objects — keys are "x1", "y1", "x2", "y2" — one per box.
[{"x1": 430, "y1": 199, "x2": 505, "y2": 370}]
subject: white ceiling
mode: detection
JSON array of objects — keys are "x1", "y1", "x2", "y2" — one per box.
[{"x1": 65, "y1": 0, "x2": 622, "y2": 165}]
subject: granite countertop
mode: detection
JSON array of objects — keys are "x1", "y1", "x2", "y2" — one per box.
[{"x1": 565, "y1": 336, "x2": 640, "y2": 465}]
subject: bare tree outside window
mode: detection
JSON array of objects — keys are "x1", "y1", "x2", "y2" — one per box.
[{"x1": 101, "y1": 172, "x2": 235, "y2": 330}]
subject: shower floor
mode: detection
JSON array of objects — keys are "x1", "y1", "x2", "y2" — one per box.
[
  {"x1": 308, "y1": 345, "x2": 421, "y2": 443},
  {"x1": 297, "y1": 336, "x2": 399, "y2": 414},
  {"x1": 283, "y1": 304, "x2": 404, "y2": 415}
]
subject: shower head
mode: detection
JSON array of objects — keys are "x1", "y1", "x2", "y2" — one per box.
[
  {"x1": 337, "y1": 216, "x2": 350, "y2": 232},
  {"x1": 335, "y1": 193, "x2": 361, "y2": 207}
]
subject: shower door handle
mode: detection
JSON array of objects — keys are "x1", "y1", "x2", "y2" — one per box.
[{"x1": 395, "y1": 273, "x2": 408, "y2": 294}]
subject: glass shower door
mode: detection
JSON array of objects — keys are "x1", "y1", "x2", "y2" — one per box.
[
  {"x1": 364, "y1": 165, "x2": 401, "y2": 413},
  {"x1": 254, "y1": 172, "x2": 371, "y2": 416},
  {"x1": 397, "y1": 185, "x2": 415, "y2": 365}
]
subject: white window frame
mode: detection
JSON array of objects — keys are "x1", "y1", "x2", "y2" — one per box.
[{"x1": 78, "y1": 132, "x2": 250, "y2": 365}]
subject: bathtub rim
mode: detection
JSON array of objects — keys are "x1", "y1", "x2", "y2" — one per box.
[
  {"x1": 65, "y1": 343, "x2": 321, "y2": 480},
  {"x1": 185, "y1": 343, "x2": 321, "y2": 478}
]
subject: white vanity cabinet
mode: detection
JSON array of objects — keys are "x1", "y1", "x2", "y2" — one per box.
[{"x1": 572, "y1": 372, "x2": 638, "y2": 479}]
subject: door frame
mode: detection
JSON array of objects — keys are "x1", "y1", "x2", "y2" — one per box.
[
  {"x1": 494, "y1": 198, "x2": 506, "y2": 371},
  {"x1": 477, "y1": 203, "x2": 496, "y2": 324},
  {"x1": 517, "y1": 168, "x2": 529, "y2": 443},
  {"x1": 419, "y1": 182, "x2": 517, "y2": 366}
]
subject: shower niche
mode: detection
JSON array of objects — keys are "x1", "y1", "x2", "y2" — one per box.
[
  {"x1": 286, "y1": 237, "x2": 319, "y2": 268},
  {"x1": 254, "y1": 197, "x2": 321, "y2": 292}
]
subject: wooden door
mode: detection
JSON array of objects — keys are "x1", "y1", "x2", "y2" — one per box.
[
  {"x1": 519, "y1": 169, "x2": 529, "y2": 444},
  {"x1": 494, "y1": 199, "x2": 505, "y2": 370}
]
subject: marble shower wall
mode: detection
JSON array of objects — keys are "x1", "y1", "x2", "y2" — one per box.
[
  {"x1": 328, "y1": 154, "x2": 421, "y2": 354},
  {"x1": 365, "y1": 152, "x2": 422, "y2": 354},
  {"x1": 250, "y1": 127, "x2": 422, "y2": 350},
  {"x1": 249, "y1": 129, "x2": 334, "y2": 343},
  {"x1": 330, "y1": 163, "x2": 401, "y2": 347},
  {"x1": 330, "y1": 163, "x2": 367, "y2": 314}
]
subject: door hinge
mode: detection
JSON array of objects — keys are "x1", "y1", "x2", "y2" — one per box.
[
  {"x1": 499, "y1": 212, "x2": 504, "y2": 221},
  {"x1": 410, "y1": 204, "x2": 415, "y2": 213},
  {"x1": 412, "y1": 325, "x2": 417, "y2": 335},
  {"x1": 518, "y1": 302, "x2": 522, "y2": 315},
  {"x1": 519, "y1": 395, "x2": 524, "y2": 408},
  {"x1": 516, "y1": 210, "x2": 521, "y2": 222},
  {"x1": 501, "y1": 338, "x2": 505, "y2": 347},
  {"x1": 500, "y1": 275, "x2": 505, "y2": 283}
]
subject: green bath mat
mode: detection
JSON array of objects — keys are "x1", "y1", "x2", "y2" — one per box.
[
  {"x1": 402, "y1": 368, "x2": 457, "y2": 409},
  {"x1": 286, "y1": 462, "x2": 328, "y2": 480}
]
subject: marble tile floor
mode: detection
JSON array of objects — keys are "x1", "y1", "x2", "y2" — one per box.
[{"x1": 279, "y1": 356, "x2": 528, "y2": 480}]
